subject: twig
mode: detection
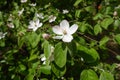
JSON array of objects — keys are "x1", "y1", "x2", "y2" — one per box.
[
  {"x1": 77, "y1": 32, "x2": 96, "y2": 41},
  {"x1": 77, "y1": 32, "x2": 118, "y2": 55},
  {"x1": 107, "y1": 48, "x2": 117, "y2": 56}
]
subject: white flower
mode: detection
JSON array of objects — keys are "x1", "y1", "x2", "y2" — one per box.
[
  {"x1": 115, "y1": 5, "x2": 120, "y2": 9},
  {"x1": 52, "y1": 20, "x2": 78, "y2": 42},
  {"x1": 29, "y1": 3, "x2": 36, "y2": 6},
  {"x1": 7, "y1": 23, "x2": 14, "y2": 28},
  {"x1": 18, "y1": 8, "x2": 24, "y2": 16},
  {"x1": 63, "y1": 9, "x2": 69, "y2": 14},
  {"x1": 21, "y1": 0, "x2": 27, "y2": 3},
  {"x1": 39, "y1": 8, "x2": 43, "y2": 10},
  {"x1": 41, "y1": 55, "x2": 46, "y2": 65},
  {"x1": 36, "y1": 13, "x2": 44, "y2": 19},
  {"x1": 28, "y1": 19, "x2": 43, "y2": 31},
  {"x1": 49, "y1": 15, "x2": 56, "y2": 23},
  {"x1": 0, "y1": 32, "x2": 7, "y2": 39},
  {"x1": 81, "y1": 57, "x2": 84, "y2": 61}
]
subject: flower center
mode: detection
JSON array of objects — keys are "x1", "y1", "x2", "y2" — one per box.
[
  {"x1": 35, "y1": 23, "x2": 37, "y2": 27},
  {"x1": 63, "y1": 30, "x2": 67, "y2": 35}
]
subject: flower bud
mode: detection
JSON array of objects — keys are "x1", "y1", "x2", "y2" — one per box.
[
  {"x1": 42, "y1": 33, "x2": 50, "y2": 40},
  {"x1": 113, "y1": 11, "x2": 118, "y2": 16}
]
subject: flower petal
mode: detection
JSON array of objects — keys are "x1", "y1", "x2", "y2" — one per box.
[
  {"x1": 28, "y1": 25, "x2": 33, "y2": 29},
  {"x1": 60, "y1": 20, "x2": 69, "y2": 30},
  {"x1": 41, "y1": 56, "x2": 46, "y2": 61},
  {"x1": 29, "y1": 21, "x2": 34, "y2": 25},
  {"x1": 53, "y1": 35, "x2": 63, "y2": 39},
  {"x1": 62, "y1": 35, "x2": 73, "y2": 42},
  {"x1": 33, "y1": 27, "x2": 38, "y2": 31},
  {"x1": 52, "y1": 26, "x2": 63, "y2": 35},
  {"x1": 68, "y1": 24, "x2": 78, "y2": 34},
  {"x1": 36, "y1": 19, "x2": 40, "y2": 25},
  {"x1": 49, "y1": 15, "x2": 56, "y2": 23},
  {"x1": 43, "y1": 61, "x2": 46, "y2": 64},
  {"x1": 38, "y1": 23, "x2": 43, "y2": 28}
]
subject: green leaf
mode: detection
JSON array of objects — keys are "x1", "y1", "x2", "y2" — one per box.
[
  {"x1": 0, "y1": 22, "x2": 3, "y2": 26},
  {"x1": 80, "y1": 69, "x2": 98, "y2": 80},
  {"x1": 19, "y1": 64, "x2": 26, "y2": 71},
  {"x1": 0, "y1": 40, "x2": 5, "y2": 47},
  {"x1": 114, "y1": 20, "x2": 120, "y2": 30},
  {"x1": 78, "y1": 37, "x2": 86, "y2": 45},
  {"x1": 40, "y1": 65, "x2": 51, "y2": 75},
  {"x1": 14, "y1": 19, "x2": 19, "y2": 28},
  {"x1": 78, "y1": 45, "x2": 100, "y2": 63},
  {"x1": 40, "y1": 78, "x2": 48, "y2": 80},
  {"x1": 51, "y1": 62, "x2": 66, "y2": 78},
  {"x1": 32, "y1": 62, "x2": 40, "y2": 69},
  {"x1": 99, "y1": 36, "x2": 109, "y2": 46},
  {"x1": 43, "y1": 40, "x2": 51, "y2": 59},
  {"x1": 114, "y1": 34, "x2": 120, "y2": 45},
  {"x1": 14, "y1": 75, "x2": 21, "y2": 80},
  {"x1": 75, "y1": 9, "x2": 82, "y2": 18},
  {"x1": 25, "y1": 74, "x2": 34, "y2": 80},
  {"x1": 116, "y1": 55, "x2": 120, "y2": 60},
  {"x1": 54, "y1": 42, "x2": 67, "y2": 68},
  {"x1": 93, "y1": 13, "x2": 103, "y2": 20},
  {"x1": 101, "y1": 18, "x2": 114, "y2": 29},
  {"x1": 74, "y1": 0, "x2": 83, "y2": 7},
  {"x1": 0, "y1": 12, "x2": 3, "y2": 20},
  {"x1": 85, "y1": 6, "x2": 95, "y2": 13},
  {"x1": 94, "y1": 24, "x2": 102, "y2": 35},
  {"x1": 99, "y1": 71, "x2": 114, "y2": 80},
  {"x1": 67, "y1": 41, "x2": 77, "y2": 56},
  {"x1": 18, "y1": 36, "x2": 25, "y2": 49},
  {"x1": 79, "y1": 22, "x2": 87, "y2": 33},
  {"x1": 6, "y1": 49, "x2": 18, "y2": 54},
  {"x1": 28, "y1": 54, "x2": 38, "y2": 61},
  {"x1": 105, "y1": 7, "x2": 112, "y2": 14},
  {"x1": 26, "y1": 32, "x2": 40, "y2": 48}
]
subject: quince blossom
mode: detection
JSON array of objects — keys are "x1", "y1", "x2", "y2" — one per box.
[
  {"x1": 7, "y1": 22, "x2": 14, "y2": 28},
  {"x1": 49, "y1": 15, "x2": 56, "y2": 23},
  {"x1": 52, "y1": 20, "x2": 78, "y2": 42},
  {"x1": 18, "y1": 8, "x2": 24, "y2": 16},
  {"x1": 28, "y1": 19, "x2": 42, "y2": 31},
  {"x1": 63, "y1": 9, "x2": 69, "y2": 14},
  {"x1": 36, "y1": 13, "x2": 44, "y2": 19},
  {"x1": 29, "y1": 3, "x2": 36, "y2": 6},
  {"x1": 0, "y1": 32, "x2": 7, "y2": 40},
  {"x1": 41, "y1": 55, "x2": 46, "y2": 64},
  {"x1": 21, "y1": 0, "x2": 27, "y2": 3}
]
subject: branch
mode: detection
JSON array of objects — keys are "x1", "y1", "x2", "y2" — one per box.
[{"x1": 77, "y1": 32, "x2": 118, "y2": 56}]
